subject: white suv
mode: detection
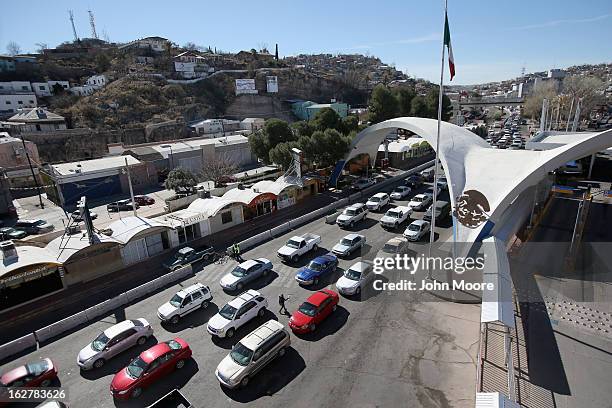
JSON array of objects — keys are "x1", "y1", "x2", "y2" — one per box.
[
  {"x1": 207, "y1": 290, "x2": 268, "y2": 338},
  {"x1": 157, "y1": 283, "x2": 212, "y2": 324},
  {"x1": 366, "y1": 192, "x2": 390, "y2": 212},
  {"x1": 335, "y1": 203, "x2": 368, "y2": 228}
]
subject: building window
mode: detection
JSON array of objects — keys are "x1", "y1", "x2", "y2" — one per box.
[
  {"x1": 221, "y1": 211, "x2": 233, "y2": 224},
  {"x1": 29, "y1": 100, "x2": 34, "y2": 104},
  {"x1": 39, "y1": 86, "x2": 45, "y2": 90},
  {"x1": 36, "y1": 124, "x2": 41, "y2": 131},
  {"x1": 18, "y1": 101, "x2": 23, "y2": 104},
  {"x1": 21, "y1": 86, "x2": 28, "y2": 90},
  {"x1": 5, "y1": 101, "x2": 10, "y2": 105}
]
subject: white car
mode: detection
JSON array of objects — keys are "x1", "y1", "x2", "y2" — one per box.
[
  {"x1": 365, "y1": 192, "x2": 390, "y2": 212},
  {"x1": 332, "y1": 233, "x2": 366, "y2": 257},
  {"x1": 389, "y1": 186, "x2": 411, "y2": 200},
  {"x1": 436, "y1": 178, "x2": 448, "y2": 190},
  {"x1": 207, "y1": 290, "x2": 268, "y2": 338},
  {"x1": 403, "y1": 220, "x2": 431, "y2": 241},
  {"x1": 157, "y1": 283, "x2": 212, "y2": 324},
  {"x1": 336, "y1": 261, "x2": 374, "y2": 296},
  {"x1": 408, "y1": 193, "x2": 432, "y2": 211},
  {"x1": 77, "y1": 319, "x2": 153, "y2": 370},
  {"x1": 379, "y1": 206, "x2": 412, "y2": 229},
  {"x1": 335, "y1": 203, "x2": 368, "y2": 228}
]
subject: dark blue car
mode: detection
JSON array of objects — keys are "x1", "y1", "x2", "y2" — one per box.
[{"x1": 294, "y1": 253, "x2": 338, "y2": 286}]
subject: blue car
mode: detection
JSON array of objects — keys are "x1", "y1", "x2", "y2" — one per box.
[{"x1": 295, "y1": 253, "x2": 338, "y2": 286}]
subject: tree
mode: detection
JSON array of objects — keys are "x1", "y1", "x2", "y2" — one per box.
[
  {"x1": 200, "y1": 155, "x2": 238, "y2": 186},
  {"x1": 35, "y1": 42, "x2": 48, "y2": 54},
  {"x1": 523, "y1": 82, "x2": 557, "y2": 119},
  {"x1": 51, "y1": 83, "x2": 65, "y2": 95},
  {"x1": 248, "y1": 119, "x2": 296, "y2": 164},
  {"x1": 95, "y1": 53, "x2": 111, "y2": 72},
  {"x1": 299, "y1": 129, "x2": 351, "y2": 168},
  {"x1": 269, "y1": 142, "x2": 299, "y2": 170},
  {"x1": 392, "y1": 87, "x2": 416, "y2": 116},
  {"x1": 562, "y1": 76, "x2": 604, "y2": 121},
  {"x1": 424, "y1": 88, "x2": 452, "y2": 121},
  {"x1": 311, "y1": 107, "x2": 342, "y2": 132},
  {"x1": 291, "y1": 121, "x2": 314, "y2": 138},
  {"x1": 368, "y1": 84, "x2": 398, "y2": 124},
  {"x1": 6, "y1": 41, "x2": 21, "y2": 56},
  {"x1": 410, "y1": 95, "x2": 428, "y2": 117},
  {"x1": 164, "y1": 168, "x2": 198, "y2": 195},
  {"x1": 341, "y1": 115, "x2": 359, "y2": 133},
  {"x1": 183, "y1": 42, "x2": 199, "y2": 51}
]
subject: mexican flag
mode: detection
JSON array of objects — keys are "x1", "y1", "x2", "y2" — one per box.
[{"x1": 444, "y1": 12, "x2": 455, "y2": 81}]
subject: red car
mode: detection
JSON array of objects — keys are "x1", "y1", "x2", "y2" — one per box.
[
  {"x1": 0, "y1": 358, "x2": 57, "y2": 388},
  {"x1": 110, "y1": 338, "x2": 191, "y2": 399},
  {"x1": 134, "y1": 195, "x2": 155, "y2": 206},
  {"x1": 288, "y1": 289, "x2": 339, "y2": 334}
]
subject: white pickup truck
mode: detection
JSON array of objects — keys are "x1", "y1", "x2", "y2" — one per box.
[
  {"x1": 379, "y1": 206, "x2": 412, "y2": 229},
  {"x1": 277, "y1": 233, "x2": 321, "y2": 263}
]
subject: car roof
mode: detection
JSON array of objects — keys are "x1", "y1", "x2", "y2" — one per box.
[
  {"x1": 175, "y1": 282, "x2": 205, "y2": 298},
  {"x1": 140, "y1": 342, "x2": 171, "y2": 363},
  {"x1": 388, "y1": 206, "x2": 410, "y2": 212},
  {"x1": 238, "y1": 259, "x2": 259, "y2": 269},
  {"x1": 343, "y1": 233, "x2": 364, "y2": 240},
  {"x1": 1, "y1": 365, "x2": 27, "y2": 384},
  {"x1": 228, "y1": 289, "x2": 262, "y2": 308},
  {"x1": 178, "y1": 247, "x2": 194, "y2": 254},
  {"x1": 371, "y1": 192, "x2": 387, "y2": 198},
  {"x1": 103, "y1": 319, "x2": 136, "y2": 338},
  {"x1": 347, "y1": 261, "x2": 373, "y2": 273},
  {"x1": 311, "y1": 254, "x2": 335, "y2": 263},
  {"x1": 306, "y1": 289, "x2": 334, "y2": 306},
  {"x1": 239, "y1": 320, "x2": 285, "y2": 350},
  {"x1": 433, "y1": 200, "x2": 449, "y2": 208},
  {"x1": 387, "y1": 237, "x2": 408, "y2": 245},
  {"x1": 348, "y1": 203, "x2": 366, "y2": 209},
  {"x1": 411, "y1": 219, "x2": 428, "y2": 226},
  {"x1": 412, "y1": 193, "x2": 427, "y2": 199}
]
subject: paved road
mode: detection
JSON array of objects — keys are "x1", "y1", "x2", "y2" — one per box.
[{"x1": 1, "y1": 182, "x2": 481, "y2": 408}]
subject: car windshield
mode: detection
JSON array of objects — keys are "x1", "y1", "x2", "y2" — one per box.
[
  {"x1": 393, "y1": 188, "x2": 403, "y2": 194},
  {"x1": 231, "y1": 266, "x2": 247, "y2": 277},
  {"x1": 409, "y1": 224, "x2": 421, "y2": 231},
  {"x1": 167, "y1": 340, "x2": 182, "y2": 350},
  {"x1": 387, "y1": 210, "x2": 400, "y2": 218},
  {"x1": 307, "y1": 261, "x2": 324, "y2": 272},
  {"x1": 26, "y1": 360, "x2": 49, "y2": 376},
  {"x1": 219, "y1": 304, "x2": 237, "y2": 320},
  {"x1": 383, "y1": 243, "x2": 399, "y2": 253},
  {"x1": 286, "y1": 239, "x2": 301, "y2": 249},
  {"x1": 412, "y1": 197, "x2": 423, "y2": 203},
  {"x1": 343, "y1": 209, "x2": 356, "y2": 216},
  {"x1": 91, "y1": 331, "x2": 110, "y2": 351},
  {"x1": 230, "y1": 343, "x2": 254, "y2": 366},
  {"x1": 126, "y1": 357, "x2": 148, "y2": 379},
  {"x1": 169, "y1": 293, "x2": 184, "y2": 308},
  {"x1": 345, "y1": 268, "x2": 361, "y2": 281},
  {"x1": 34, "y1": 220, "x2": 46, "y2": 226},
  {"x1": 369, "y1": 197, "x2": 380, "y2": 202},
  {"x1": 340, "y1": 238, "x2": 352, "y2": 246},
  {"x1": 298, "y1": 302, "x2": 317, "y2": 317}
]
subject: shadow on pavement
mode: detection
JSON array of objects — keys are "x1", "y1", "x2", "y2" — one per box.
[
  {"x1": 294, "y1": 306, "x2": 350, "y2": 342},
  {"x1": 211, "y1": 310, "x2": 279, "y2": 350},
  {"x1": 161, "y1": 303, "x2": 219, "y2": 333}
]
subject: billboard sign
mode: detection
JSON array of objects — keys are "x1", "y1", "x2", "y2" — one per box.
[
  {"x1": 266, "y1": 76, "x2": 278, "y2": 93},
  {"x1": 235, "y1": 79, "x2": 257, "y2": 95}
]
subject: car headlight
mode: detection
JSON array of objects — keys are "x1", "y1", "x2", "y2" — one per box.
[{"x1": 118, "y1": 390, "x2": 129, "y2": 395}]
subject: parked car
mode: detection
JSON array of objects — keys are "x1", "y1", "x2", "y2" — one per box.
[
  {"x1": 157, "y1": 283, "x2": 212, "y2": 324},
  {"x1": 107, "y1": 199, "x2": 139, "y2": 212},
  {"x1": 423, "y1": 200, "x2": 451, "y2": 222},
  {"x1": 110, "y1": 338, "x2": 192, "y2": 399},
  {"x1": 408, "y1": 193, "x2": 432, "y2": 211},
  {"x1": 425, "y1": 185, "x2": 442, "y2": 197},
  {"x1": 436, "y1": 177, "x2": 448, "y2": 190},
  {"x1": 390, "y1": 186, "x2": 412, "y2": 200},
  {"x1": 336, "y1": 261, "x2": 374, "y2": 296},
  {"x1": 220, "y1": 258, "x2": 273, "y2": 291},
  {"x1": 0, "y1": 358, "x2": 57, "y2": 389},
  {"x1": 405, "y1": 175, "x2": 423, "y2": 188},
  {"x1": 134, "y1": 195, "x2": 155, "y2": 206},
  {"x1": 381, "y1": 237, "x2": 410, "y2": 255},
  {"x1": 365, "y1": 192, "x2": 390, "y2": 212},
  {"x1": 379, "y1": 206, "x2": 412, "y2": 229},
  {"x1": 288, "y1": 289, "x2": 340, "y2": 334},
  {"x1": 207, "y1": 290, "x2": 268, "y2": 338},
  {"x1": 163, "y1": 246, "x2": 214, "y2": 271},
  {"x1": 332, "y1": 233, "x2": 365, "y2": 257},
  {"x1": 0, "y1": 227, "x2": 27, "y2": 240},
  {"x1": 14, "y1": 219, "x2": 54, "y2": 234},
  {"x1": 277, "y1": 233, "x2": 321, "y2": 263},
  {"x1": 420, "y1": 168, "x2": 435, "y2": 181},
  {"x1": 295, "y1": 253, "x2": 339, "y2": 286},
  {"x1": 77, "y1": 319, "x2": 153, "y2": 370},
  {"x1": 335, "y1": 203, "x2": 368, "y2": 228},
  {"x1": 404, "y1": 220, "x2": 431, "y2": 241},
  {"x1": 71, "y1": 210, "x2": 98, "y2": 222},
  {"x1": 352, "y1": 178, "x2": 375, "y2": 191},
  {"x1": 215, "y1": 320, "x2": 290, "y2": 389}
]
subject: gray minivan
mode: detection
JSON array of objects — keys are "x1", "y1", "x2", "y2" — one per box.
[{"x1": 423, "y1": 200, "x2": 451, "y2": 221}]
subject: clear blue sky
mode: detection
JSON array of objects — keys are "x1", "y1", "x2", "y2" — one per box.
[{"x1": 2, "y1": 0, "x2": 611, "y2": 84}]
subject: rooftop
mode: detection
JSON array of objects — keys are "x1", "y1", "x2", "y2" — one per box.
[
  {"x1": 8, "y1": 108, "x2": 65, "y2": 123},
  {"x1": 51, "y1": 155, "x2": 141, "y2": 177}
]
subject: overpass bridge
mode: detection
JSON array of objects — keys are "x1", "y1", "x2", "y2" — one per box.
[{"x1": 458, "y1": 96, "x2": 524, "y2": 108}]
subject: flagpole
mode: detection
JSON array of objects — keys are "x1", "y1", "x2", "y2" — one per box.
[{"x1": 427, "y1": 0, "x2": 448, "y2": 281}]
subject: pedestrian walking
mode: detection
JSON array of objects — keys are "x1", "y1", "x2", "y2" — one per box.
[{"x1": 278, "y1": 294, "x2": 290, "y2": 315}]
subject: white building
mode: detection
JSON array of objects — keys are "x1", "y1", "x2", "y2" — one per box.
[
  {"x1": 0, "y1": 94, "x2": 37, "y2": 112},
  {"x1": 86, "y1": 75, "x2": 108, "y2": 89},
  {"x1": 0, "y1": 81, "x2": 32, "y2": 93},
  {"x1": 119, "y1": 36, "x2": 169, "y2": 53},
  {"x1": 7, "y1": 107, "x2": 66, "y2": 132},
  {"x1": 70, "y1": 85, "x2": 95, "y2": 96},
  {"x1": 30, "y1": 81, "x2": 70, "y2": 97},
  {"x1": 241, "y1": 118, "x2": 265, "y2": 132}
]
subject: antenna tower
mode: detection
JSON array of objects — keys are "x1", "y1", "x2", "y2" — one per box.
[
  {"x1": 88, "y1": 10, "x2": 98, "y2": 39},
  {"x1": 68, "y1": 10, "x2": 78, "y2": 41}
]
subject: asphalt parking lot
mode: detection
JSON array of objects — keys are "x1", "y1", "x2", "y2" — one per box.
[{"x1": 1, "y1": 181, "x2": 481, "y2": 408}]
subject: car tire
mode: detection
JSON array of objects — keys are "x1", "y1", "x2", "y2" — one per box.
[
  {"x1": 310, "y1": 324, "x2": 316, "y2": 332},
  {"x1": 291, "y1": 255, "x2": 298, "y2": 263},
  {"x1": 332, "y1": 304, "x2": 337, "y2": 312},
  {"x1": 226, "y1": 328, "x2": 235, "y2": 338},
  {"x1": 41, "y1": 379, "x2": 52, "y2": 387},
  {"x1": 350, "y1": 221, "x2": 354, "y2": 228},
  {"x1": 263, "y1": 268, "x2": 269, "y2": 276},
  {"x1": 176, "y1": 359, "x2": 185, "y2": 369},
  {"x1": 93, "y1": 358, "x2": 105, "y2": 369},
  {"x1": 355, "y1": 286, "x2": 361, "y2": 296},
  {"x1": 201, "y1": 301, "x2": 209, "y2": 309},
  {"x1": 395, "y1": 222, "x2": 399, "y2": 229},
  {"x1": 314, "y1": 277, "x2": 319, "y2": 286},
  {"x1": 258, "y1": 307, "x2": 266, "y2": 317},
  {"x1": 240, "y1": 376, "x2": 249, "y2": 388},
  {"x1": 131, "y1": 387, "x2": 142, "y2": 399},
  {"x1": 278, "y1": 347, "x2": 286, "y2": 357},
  {"x1": 137, "y1": 336, "x2": 147, "y2": 346},
  {"x1": 236, "y1": 283, "x2": 244, "y2": 291},
  {"x1": 170, "y1": 315, "x2": 180, "y2": 325},
  {"x1": 313, "y1": 244, "x2": 318, "y2": 252}
]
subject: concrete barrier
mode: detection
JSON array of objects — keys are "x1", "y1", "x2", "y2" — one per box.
[
  {"x1": 270, "y1": 223, "x2": 291, "y2": 237},
  {"x1": 35, "y1": 310, "x2": 89, "y2": 343},
  {"x1": 0, "y1": 333, "x2": 37, "y2": 362},
  {"x1": 84, "y1": 298, "x2": 117, "y2": 321},
  {"x1": 172, "y1": 265, "x2": 193, "y2": 280}
]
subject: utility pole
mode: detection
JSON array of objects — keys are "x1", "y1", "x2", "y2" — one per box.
[
  {"x1": 68, "y1": 10, "x2": 78, "y2": 42},
  {"x1": 19, "y1": 134, "x2": 44, "y2": 209},
  {"x1": 88, "y1": 10, "x2": 98, "y2": 40},
  {"x1": 124, "y1": 157, "x2": 137, "y2": 217}
]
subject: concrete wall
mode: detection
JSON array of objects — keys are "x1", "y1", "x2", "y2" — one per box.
[
  {"x1": 63, "y1": 244, "x2": 124, "y2": 285},
  {"x1": 208, "y1": 204, "x2": 244, "y2": 234}
]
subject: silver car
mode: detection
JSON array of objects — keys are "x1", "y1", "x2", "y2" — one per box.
[
  {"x1": 77, "y1": 319, "x2": 153, "y2": 370},
  {"x1": 219, "y1": 258, "x2": 273, "y2": 291}
]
